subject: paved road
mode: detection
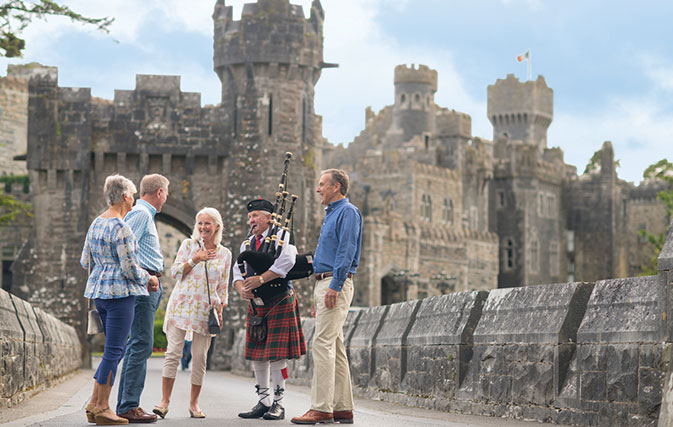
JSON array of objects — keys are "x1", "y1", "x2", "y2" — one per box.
[{"x1": 1, "y1": 357, "x2": 542, "y2": 427}]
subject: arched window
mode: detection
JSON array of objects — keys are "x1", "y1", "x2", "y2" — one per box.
[
  {"x1": 504, "y1": 238, "x2": 515, "y2": 270},
  {"x1": 420, "y1": 194, "x2": 432, "y2": 221},
  {"x1": 442, "y1": 199, "x2": 454, "y2": 224},
  {"x1": 529, "y1": 233, "x2": 539, "y2": 273},
  {"x1": 550, "y1": 241, "x2": 559, "y2": 276}
]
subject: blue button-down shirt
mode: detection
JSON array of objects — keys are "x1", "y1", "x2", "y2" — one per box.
[
  {"x1": 313, "y1": 197, "x2": 362, "y2": 291},
  {"x1": 124, "y1": 199, "x2": 164, "y2": 273}
]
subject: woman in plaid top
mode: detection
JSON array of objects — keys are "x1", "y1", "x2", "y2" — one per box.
[{"x1": 80, "y1": 175, "x2": 159, "y2": 426}]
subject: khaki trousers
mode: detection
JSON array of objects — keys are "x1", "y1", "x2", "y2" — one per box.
[
  {"x1": 311, "y1": 277, "x2": 354, "y2": 412},
  {"x1": 162, "y1": 322, "x2": 211, "y2": 386}
]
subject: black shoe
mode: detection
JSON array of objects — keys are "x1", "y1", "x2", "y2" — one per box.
[
  {"x1": 238, "y1": 402, "x2": 271, "y2": 419},
  {"x1": 263, "y1": 402, "x2": 285, "y2": 420}
]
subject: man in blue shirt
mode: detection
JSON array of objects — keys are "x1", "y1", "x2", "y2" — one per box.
[
  {"x1": 291, "y1": 169, "x2": 362, "y2": 425},
  {"x1": 116, "y1": 174, "x2": 169, "y2": 423}
]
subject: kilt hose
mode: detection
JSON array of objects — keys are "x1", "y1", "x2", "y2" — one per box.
[{"x1": 245, "y1": 291, "x2": 306, "y2": 361}]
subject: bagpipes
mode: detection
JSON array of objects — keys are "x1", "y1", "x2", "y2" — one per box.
[{"x1": 237, "y1": 152, "x2": 314, "y2": 305}]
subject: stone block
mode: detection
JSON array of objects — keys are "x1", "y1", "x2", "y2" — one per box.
[
  {"x1": 577, "y1": 276, "x2": 665, "y2": 343},
  {"x1": 370, "y1": 300, "x2": 419, "y2": 392},
  {"x1": 658, "y1": 219, "x2": 673, "y2": 271},
  {"x1": 579, "y1": 343, "x2": 608, "y2": 371},
  {"x1": 343, "y1": 310, "x2": 360, "y2": 347},
  {"x1": 606, "y1": 344, "x2": 638, "y2": 403},
  {"x1": 639, "y1": 367, "x2": 664, "y2": 417},
  {"x1": 598, "y1": 402, "x2": 633, "y2": 427},
  {"x1": 473, "y1": 282, "x2": 592, "y2": 344},
  {"x1": 349, "y1": 305, "x2": 388, "y2": 388},
  {"x1": 406, "y1": 291, "x2": 487, "y2": 346},
  {"x1": 510, "y1": 360, "x2": 554, "y2": 405},
  {"x1": 403, "y1": 345, "x2": 459, "y2": 398},
  {"x1": 10, "y1": 295, "x2": 44, "y2": 389},
  {"x1": 581, "y1": 371, "x2": 606, "y2": 402}
]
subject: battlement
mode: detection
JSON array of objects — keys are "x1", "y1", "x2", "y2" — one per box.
[
  {"x1": 435, "y1": 108, "x2": 471, "y2": 138},
  {"x1": 7, "y1": 63, "x2": 57, "y2": 83},
  {"x1": 487, "y1": 73, "x2": 553, "y2": 118},
  {"x1": 213, "y1": 0, "x2": 324, "y2": 70},
  {"x1": 394, "y1": 64, "x2": 437, "y2": 91}
]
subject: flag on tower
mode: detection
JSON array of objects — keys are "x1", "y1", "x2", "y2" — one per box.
[{"x1": 517, "y1": 50, "x2": 530, "y2": 62}]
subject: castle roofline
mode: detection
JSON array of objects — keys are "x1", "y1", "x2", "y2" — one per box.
[{"x1": 394, "y1": 64, "x2": 437, "y2": 91}]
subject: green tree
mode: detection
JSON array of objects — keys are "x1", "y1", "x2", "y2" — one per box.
[
  {"x1": 0, "y1": 0, "x2": 113, "y2": 57},
  {"x1": 0, "y1": 175, "x2": 31, "y2": 225},
  {"x1": 583, "y1": 147, "x2": 621, "y2": 174},
  {"x1": 638, "y1": 159, "x2": 673, "y2": 275}
]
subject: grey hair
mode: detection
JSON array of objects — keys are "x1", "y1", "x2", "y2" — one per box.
[
  {"x1": 139, "y1": 174, "x2": 169, "y2": 197},
  {"x1": 103, "y1": 174, "x2": 137, "y2": 207},
  {"x1": 321, "y1": 168, "x2": 350, "y2": 196},
  {"x1": 191, "y1": 207, "x2": 224, "y2": 245}
]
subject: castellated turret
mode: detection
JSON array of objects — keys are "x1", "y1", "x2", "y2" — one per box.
[
  {"x1": 212, "y1": 0, "x2": 328, "y2": 252},
  {"x1": 391, "y1": 64, "x2": 437, "y2": 143},
  {"x1": 487, "y1": 74, "x2": 553, "y2": 149}
]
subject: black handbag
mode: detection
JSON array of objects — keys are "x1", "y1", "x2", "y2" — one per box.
[{"x1": 204, "y1": 258, "x2": 221, "y2": 335}]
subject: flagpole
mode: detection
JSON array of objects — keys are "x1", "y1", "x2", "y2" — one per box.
[{"x1": 527, "y1": 49, "x2": 532, "y2": 81}]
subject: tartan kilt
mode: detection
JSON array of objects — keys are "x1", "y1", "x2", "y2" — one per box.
[{"x1": 245, "y1": 291, "x2": 306, "y2": 361}]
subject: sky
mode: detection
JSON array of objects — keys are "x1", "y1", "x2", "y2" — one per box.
[{"x1": 1, "y1": 0, "x2": 671, "y2": 184}]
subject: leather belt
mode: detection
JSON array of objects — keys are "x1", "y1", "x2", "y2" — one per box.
[
  {"x1": 143, "y1": 268, "x2": 162, "y2": 278},
  {"x1": 315, "y1": 272, "x2": 353, "y2": 281}
]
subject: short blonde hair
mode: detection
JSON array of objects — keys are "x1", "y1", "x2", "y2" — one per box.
[
  {"x1": 191, "y1": 207, "x2": 224, "y2": 245},
  {"x1": 139, "y1": 174, "x2": 169, "y2": 197},
  {"x1": 103, "y1": 174, "x2": 136, "y2": 207}
]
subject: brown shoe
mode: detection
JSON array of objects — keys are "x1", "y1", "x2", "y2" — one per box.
[
  {"x1": 117, "y1": 407, "x2": 157, "y2": 423},
  {"x1": 333, "y1": 410, "x2": 353, "y2": 424},
  {"x1": 94, "y1": 408, "x2": 129, "y2": 425},
  {"x1": 290, "y1": 410, "x2": 334, "y2": 424}
]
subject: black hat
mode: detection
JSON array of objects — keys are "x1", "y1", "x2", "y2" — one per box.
[{"x1": 246, "y1": 198, "x2": 273, "y2": 213}]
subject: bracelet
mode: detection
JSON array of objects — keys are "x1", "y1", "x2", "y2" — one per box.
[
  {"x1": 259, "y1": 275, "x2": 265, "y2": 285},
  {"x1": 187, "y1": 258, "x2": 196, "y2": 268}
]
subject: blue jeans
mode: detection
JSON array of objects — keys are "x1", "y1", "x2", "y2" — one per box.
[
  {"x1": 116, "y1": 286, "x2": 162, "y2": 414},
  {"x1": 94, "y1": 296, "x2": 136, "y2": 386}
]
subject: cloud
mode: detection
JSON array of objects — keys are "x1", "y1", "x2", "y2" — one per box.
[
  {"x1": 551, "y1": 93, "x2": 673, "y2": 184},
  {"x1": 640, "y1": 54, "x2": 673, "y2": 91}
]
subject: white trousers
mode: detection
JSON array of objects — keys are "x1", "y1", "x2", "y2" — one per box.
[{"x1": 162, "y1": 322, "x2": 211, "y2": 386}]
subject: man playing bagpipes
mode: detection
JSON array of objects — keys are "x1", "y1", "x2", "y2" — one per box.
[{"x1": 233, "y1": 198, "x2": 306, "y2": 421}]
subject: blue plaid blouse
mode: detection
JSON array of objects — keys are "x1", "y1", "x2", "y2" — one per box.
[{"x1": 81, "y1": 217, "x2": 150, "y2": 299}]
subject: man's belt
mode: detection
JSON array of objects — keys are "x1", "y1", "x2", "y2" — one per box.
[
  {"x1": 143, "y1": 268, "x2": 162, "y2": 278},
  {"x1": 315, "y1": 272, "x2": 353, "y2": 281}
]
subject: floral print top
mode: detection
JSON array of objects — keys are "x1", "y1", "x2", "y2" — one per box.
[
  {"x1": 164, "y1": 238, "x2": 231, "y2": 336},
  {"x1": 81, "y1": 217, "x2": 150, "y2": 299}
]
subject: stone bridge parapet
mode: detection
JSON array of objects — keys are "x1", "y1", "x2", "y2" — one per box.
[{"x1": 0, "y1": 289, "x2": 81, "y2": 408}]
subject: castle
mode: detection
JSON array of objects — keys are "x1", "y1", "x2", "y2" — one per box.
[{"x1": 0, "y1": 0, "x2": 670, "y2": 346}]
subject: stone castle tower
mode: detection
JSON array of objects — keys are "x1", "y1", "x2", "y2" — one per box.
[
  {"x1": 389, "y1": 64, "x2": 437, "y2": 144},
  {"x1": 213, "y1": 0, "x2": 328, "y2": 251},
  {"x1": 487, "y1": 74, "x2": 553, "y2": 149}
]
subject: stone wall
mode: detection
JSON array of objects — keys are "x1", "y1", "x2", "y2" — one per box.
[
  {"x1": 224, "y1": 220, "x2": 673, "y2": 426},
  {"x1": 0, "y1": 288, "x2": 81, "y2": 408}
]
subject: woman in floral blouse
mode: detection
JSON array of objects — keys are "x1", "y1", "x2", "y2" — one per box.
[
  {"x1": 81, "y1": 174, "x2": 159, "y2": 425},
  {"x1": 154, "y1": 207, "x2": 231, "y2": 419}
]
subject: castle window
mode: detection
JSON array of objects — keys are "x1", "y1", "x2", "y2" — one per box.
[
  {"x1": 638, "y1": 224, "x2": 648, "y2": 243},
  {"x1": 442, "y1": 198, "x2": 454, "y2": 224},
  {"x1": 470, "y1": 206, "x2": 478, "y2": 230},
  {"x1": 268, "y1": 94, "x2": 273, "y2": 135},
  {"x1": 529, "y1": 231, "x2": 539, "y2": 273},
  {"x1": 414, "y1": 93, "x2": 421, "y2": 103},
  {"x1": 567, "y1": 230, "x2": 575, "y2": 252},
  {"x1": 426, "y1": 95, "x2": 431, "y2": 107},
  {"x1": 302, "y1": 96, "x2": 307, "y2": 142},
  {"x1": 547, "y1": 194, "x2": 556, "y2": 218},
  {"x1": 233, "y1": 96, "x2": 239, "y2": 137},
  {"x1": 537, "y1": 192, "x2": 544, "y2": 217},
  {"x1": 400, "y1": 93, "x2": 406, "y2": 104},
  {"x1": 550, "y1": 241, "x2": 559, "y2": 276},
  {"x1": 424, "y1": 135, "x2": 429, "y2": 151},
  {"x1": 497, "y1": 190, "x2": 505, "y2": 208},
  {"x1": 504, "y1": 238, "x2": 515, "y2": 270},
  {"x1": 421, "y1": 194, "x2": 432, "y2": 221}
]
